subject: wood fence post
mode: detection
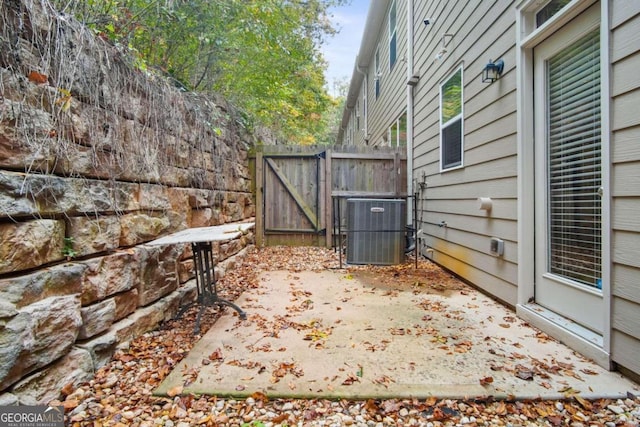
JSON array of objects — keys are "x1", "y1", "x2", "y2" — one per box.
[
  {"x1": 325, "y1": 149, "x2": 332, "y2": 248},
  {"x1": 255, "y1": 151, "x2": 264, "y2": 247}
]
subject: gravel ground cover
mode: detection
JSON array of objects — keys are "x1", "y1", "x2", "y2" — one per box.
[{"x1": 59, "y1": 246, "x2": 640, "y2": 427}]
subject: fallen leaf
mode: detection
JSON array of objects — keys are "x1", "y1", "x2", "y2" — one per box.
[
  {"x1": 479, "y1": 376, "x2": 494, "y2": 386},
  {"x1": 167, "y1": 385, "x2": 183, "y2": 397},
  {"x1": 548, "y1": 415, "x2": 563, "y2": 426},
  {"x1": 60, "y1": 382, "x2": 74, "y2": 397},
  {"x1": 559, "y1": 386, "x2": 579, "y2": 397},
  {"x1": 28, "y1": 71, "x2": 48, "y2": 84},
  {"x1": 272, "y1": 414, "x2": 289, "y2": 423},
  {"x1": 62, "y1": 399, "x2": 79, "y2": 410},
  {"x1": 381, "y1": 399, "x2": 403, "y2": 413},
  {"x1": 304, "y1": 329, "x2": 329, "y2": 341},
  {"x1": 209, "y1": 348, "x2": 224, "y2": 361},
  {"x1": 574, "y1": 395, "x2": 592, "y2": 410},
  {"x1": 564, "y1": 370, "x2": 584, "y2": 380},
  {"x1": 556, "y1": 361, "x2": 575, "y2": 370},
  {"x1": 251, "y1": 391, "x2": 268, "y2": 402},
  {"x1": 515, "y1": 365, "x2": 535, "y2": 381},
  {"x1": 342, "y1": 373, "x2": 360, "y2": 385},
  {"x1": 364, "y1": 399, "x2": 379, "y2": 413}
]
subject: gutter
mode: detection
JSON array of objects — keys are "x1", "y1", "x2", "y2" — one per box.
[
  {"x1": 337, "y1": 0, "x2": 391, "y2": 144},
  {"x1": 406, "y1": 0, "x2": 414, "y2": 221},
  {"x1": 356, "y1": 64, "x2": 368, "y2": 139}
]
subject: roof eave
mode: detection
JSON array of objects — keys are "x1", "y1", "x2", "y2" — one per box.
[{"x1": 337, "y1": 0, "x2": 390, "y2": 143}]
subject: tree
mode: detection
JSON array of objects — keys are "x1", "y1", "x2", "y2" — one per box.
[
  {"x1": 52, "y1": 0, "x2": 348, "y2": 144},
  {"x1": 314, "y1": 77, "x2": 349, "y2": 145}
]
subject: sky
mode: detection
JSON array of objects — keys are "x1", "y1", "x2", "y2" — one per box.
[{"x1": 321, "y1": 0, "x2": 370, "y2": 96}]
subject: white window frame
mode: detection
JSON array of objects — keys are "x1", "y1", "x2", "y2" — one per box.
[
  {"x1": 387, "y1": 111, "x2": 407, "y2": 147},
  {"x1": 389, "y1": 0, "x2": 397, "y2": 70},
  {"x1": 439, "y1": 66, "x2": 464, "y2": 171}
]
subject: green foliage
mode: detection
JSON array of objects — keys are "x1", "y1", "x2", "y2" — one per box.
[
  {"x1": 52, "y1": 0, "x2": 348, "y2": 145},
  {"x1": 62, "y1": 237, "x2": 77, "y2": 259},
  {"x1": 314, "y1": 77, "x2": 349, "y2": 145}
]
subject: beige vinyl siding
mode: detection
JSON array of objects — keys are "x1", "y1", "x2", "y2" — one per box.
[
  {"x1": 412, "y1": 0, "x2": 518, "y2": 305},
  {"x1": 339, "y1": 0, "x2": 640, "y2": 378},
  {"x1": 610, "y1": 2, "x2": 640, "y2": 375},
  {"x1": 366, "y1": 0, "x2": 408, "y2": 147}
]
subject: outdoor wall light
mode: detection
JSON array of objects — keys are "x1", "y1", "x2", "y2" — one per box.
[
  {"x1": 482, "y1": 59, "x2": 504, "y2": 83},
  {"x1": 434, "y1": 47, "x2": 447, "y2": 61},
  {"x1": 434, "y1": 33, "x2": 453, "y2": 62}
]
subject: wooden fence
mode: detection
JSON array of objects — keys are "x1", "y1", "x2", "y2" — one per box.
[{"x1": 250, "y1": 145, "x2": 407, "y2": 247}]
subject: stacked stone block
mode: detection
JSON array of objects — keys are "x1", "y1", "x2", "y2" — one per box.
[{"x1": 0, "y1": 0, "x2": 260, "y2": 404}]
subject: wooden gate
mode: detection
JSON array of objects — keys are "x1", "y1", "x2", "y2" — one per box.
[{"x1": 252, "y1": 145, "x2": 407, "y2": 247}]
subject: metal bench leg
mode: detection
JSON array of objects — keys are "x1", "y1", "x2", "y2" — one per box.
[{"x1": 181, "y1": 242, "x2": 247, "y2": 334}]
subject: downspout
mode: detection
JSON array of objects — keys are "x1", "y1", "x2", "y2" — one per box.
[
  {"x1": 406, "y1": 0, "x2": 414, "y2": 224},
  {"x1": 356, "y1": 64, "x2": 368, "y2": 142}
]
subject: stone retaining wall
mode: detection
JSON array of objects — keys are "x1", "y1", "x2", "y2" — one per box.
[{"x1": 0, "y1": 0, "x2": 260, "y2": 404}]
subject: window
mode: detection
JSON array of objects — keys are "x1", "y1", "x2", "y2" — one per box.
[
  {"x1": 546, "y1": 28, "x2": 601, "y2": 287},
  {"x1": 440, "y1": 67, "x2": 463, "y2": 170},
  {"x1": 388, "y1": 112, "x2": 407, "y2": 147},
  {"x1": 398, "y1": 112, "x2": 407, "y2": 146},
  {"x1": 390, "y1": 122, "x2": 398, "y2": 147},
  {"x1": 375, "y1": 48, "x2": 381, "y2": 98},
  {"x1": 389, "y1": 0, "x2": 397, "y2": 69},
  {"x1": 536, "y1": 0, "x2": 571, "y2": 27}
]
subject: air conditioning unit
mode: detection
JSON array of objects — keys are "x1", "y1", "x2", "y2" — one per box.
[{"x1": 346, "y1": 198, "x2": 406, "y2": 265}]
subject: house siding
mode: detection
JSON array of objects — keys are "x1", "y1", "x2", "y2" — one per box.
[
  {"x1": 363, "y1": 0, "x2": 409, "y2": 147},
  {"x1": 610, "y1": 1, "x2": 640, "y2": 375},
  {"x1": 338, "y1": 0, "x2": 640, "y2": 378},
  {"x1": 413, "y1": 0, "x2": 519, "y2": 306}
]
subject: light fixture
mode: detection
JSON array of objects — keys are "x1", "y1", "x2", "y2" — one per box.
[
  {"x1": 434, "y1": 33, "x2": 453, "y2": 62},
  {"x1": 482, "y1": 59, "x2": 504, "y2": 83}
]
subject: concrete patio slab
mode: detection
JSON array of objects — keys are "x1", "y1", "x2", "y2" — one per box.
[{"x1": 155, "y1": 269, "x2": 638, "y2": 400}]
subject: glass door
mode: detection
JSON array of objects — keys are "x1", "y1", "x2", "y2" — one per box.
[{"x1": 533, "y1": 4, "x2": 604, "y2": 335}]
